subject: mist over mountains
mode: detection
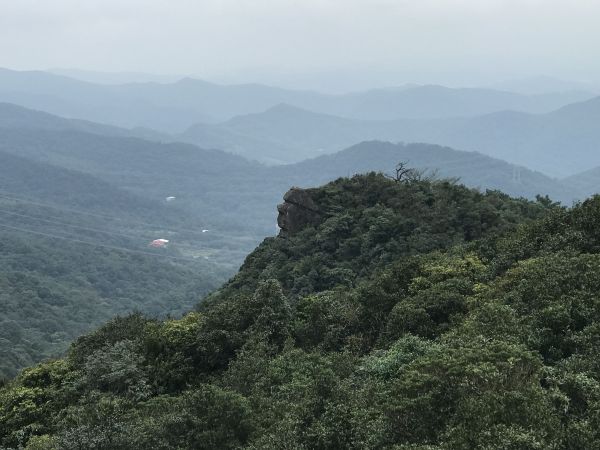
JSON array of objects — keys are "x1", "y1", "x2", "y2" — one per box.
[
  {"x1": 486, "y1": 75, "x2": 599, "y2": 95},
  {"x1": 0, "y1": 101, "x2": 587, "y2": 227},
  {"x1": 2, "y1": 67, "x2": 600, "y2": 384},
  {"x1": 0, "y1": 67, "x2": 595, "y2": 132},
  {"x1": 7, "y1": 0, "x2": 600, "y2": 445},
  {"x1": 4, "y1": 67, "x2": 600, "y2": 177},
  {"x1": 179, "y1": 97, "x2": 600, "y2": 178}
]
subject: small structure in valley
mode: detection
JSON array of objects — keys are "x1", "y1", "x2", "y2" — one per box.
[{"x1": 150, "y1": 238, "x2": 169, "y2": 248}]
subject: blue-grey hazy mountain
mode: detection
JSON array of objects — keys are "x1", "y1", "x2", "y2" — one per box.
[
  {"x1": 0, "y1": 101, "x2": 170, "y2": 141},
  {"x1": 0, "y1": 69, "x2": 213, "y2": 132},
  {"x1": 0, "y1": 117, "x2": 582, "y2": 239},
  {"x1": 0, "y1": 102, "x2": 588, "y2": 210},
  {"x1": 489, "y1": 76, "x2": 599, "y2": 95},
  {"x1": 325, "y1": 84, "x2": 596, "y2": 120},
  {"x1": 0, "y1": 68, "x2": 594, "y2": 132},
  {"x1": 49, "y1": 68, "x2": 184, "y2": 85},
  {"x1": 180, "y1": 104, "x2": 362, "y2": 164},
  {"x1": 0, "y1": 101, "x2": 140, "y2": 136},
  {"x1": 562, "y1": 165, "x2": 600, "y2": 199},
  {"x1": 279, "y1": 141, "x2": 582, "y2": 204},
  {"x1": 180, "y1": 97, "x2": 600, "y2": 177},
  {"x1": 407, "y1": 96, "x2": 600, "y2": 177}
]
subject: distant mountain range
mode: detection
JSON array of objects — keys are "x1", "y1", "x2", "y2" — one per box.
[
  {"x1": 488, "y1": 76, "x2": 599, "y2": 95},
  {"x1": 0, "y1": 68, "x2": 594, "y2": 133},
  {"x1": 0, "y1": 149, "x2": 169, "y2": 218},
  {"x1": 280, "y1": 141, "x2": 581, "y2": 204},
  {"x1": 180, "y1": 104, "x2": 361, "y2": 164},
  {"x1": 5, "y1": 72, "x2": 600, "y2": 384},
  {"x1": 49, "y1": 68, "x2": 184, "y2": 85},
  {"x1": 0, "y1": 103, "x2": 593, "y2": 235},
  {"x1": 179, "y1": 96, "x2": 600, "y2": 177}
]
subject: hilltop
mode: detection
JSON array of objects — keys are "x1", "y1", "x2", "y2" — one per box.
[
  {"x1": 279, "y1": 141, "x2": 581, "y2": 204},
  {"x1": 6, "y1": 174, "x2": 596, "y2": 449}
]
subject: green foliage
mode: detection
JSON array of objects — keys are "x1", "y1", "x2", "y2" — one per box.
[
  {"x1": 215, "y1": 173, "x2": 548, "y2": 300},
  {"x1": 0, "y1": 232, "x2": 222, "y2": 379},
  {"x1": 5, "y1": 174, "x2": 600, "y2": 449}
]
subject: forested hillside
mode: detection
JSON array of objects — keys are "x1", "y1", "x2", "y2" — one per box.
[
  {"x1": 0, "y1": 121, "x2": 583, "y2": 243},
  {"x1": 7, "y1": 174, "x2": 599, "y2": 449},
  {"x1": 0, "y1": 107, "x2": 594, "y2": 388},
  {"x1": 0, "y1": 150, "x2": 232, "y2": 378},
  {"x1": 4, "y1": 1, "x2": 600, "y2": 448},
  {"x1": 0, "y1": 228, "x2": 223, "y2": 380},
  {"x1": 279, "y1": 141, "x2": 581, "y2": 204},
  {"x1": 0, "y1": 150, "x2": 173, "y2": 219},
  {"x1": 0, "y1": 128, "x2": 268, "y2": 264}
]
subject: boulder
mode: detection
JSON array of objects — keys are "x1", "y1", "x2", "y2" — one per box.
[{"x1": 277, "y1": 187, "x2": 321, "y2": 236}]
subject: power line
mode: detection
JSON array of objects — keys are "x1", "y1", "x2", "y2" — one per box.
[{"x1": 0, "y1": 222, "x2": 203, "y2": 263}]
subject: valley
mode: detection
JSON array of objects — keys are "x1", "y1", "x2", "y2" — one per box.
[{"x1": 1, "y1": 62, "x2": 600, "y2": 448}]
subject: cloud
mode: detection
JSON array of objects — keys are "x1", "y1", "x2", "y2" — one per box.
[{"x1": 0, "y1": 0, "x2": 598, "y2": 88}]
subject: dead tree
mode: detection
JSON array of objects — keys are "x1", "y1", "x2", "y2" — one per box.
[
  {"x1": 386, "y1": 161, "x2": 448, "y2": 184},
  {"x1": 391, "y1": 162, "x2": 412, "y2": 182}
]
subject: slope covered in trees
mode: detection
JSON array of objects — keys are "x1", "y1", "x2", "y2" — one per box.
[
  {"x1": 0, "y1": 149, "x2": 175, "y2": 219},
  {"x1": 0, "y1": 128, "x2": 268, "y2": 264},
  {"x1": 0, "y1": 228, "x2": 223, "y2": 380},
  {"x1": 0, "y1": 122, "x2": 583, "y2": 245},
  {"x1": 0, "y1": 150, "x2": 233, "y2": 378},
  {"x1": 7, "y1": 174, "x2": 599, "y2": 449},
  {"x1": 279, "y1": 141, "x2": 581, "y2": 204}
]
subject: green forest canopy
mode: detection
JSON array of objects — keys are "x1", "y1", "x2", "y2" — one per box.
[
  {"x1": 2, "y1": 173, "x2": 600, "y2": 449},
  {"x1": 0, "y1": 230, "x2": 225, "y2": 380}
]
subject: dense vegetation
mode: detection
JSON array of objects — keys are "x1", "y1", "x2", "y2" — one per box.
[
  {"x1": 0, "y1": 123, "x2": 583, "y2": 247},
  {"x1": 215, "y1": 173, "x2": 550, "y2": 300},
  {"x1": 0, "y1": 229, "x2": 223, "y2": 380},
  {"x1": 0, "y1": 148, "x2": 236, "y2": 378},
  {"x1": 278, "y1": 141, "x2": 581, "y2": 214},
  {"x1": 7, "y1": 174, "x2": 597, "y2": 449},
  {"x1": 1, "y1": 66, "x2": 600, "y2": 450}
]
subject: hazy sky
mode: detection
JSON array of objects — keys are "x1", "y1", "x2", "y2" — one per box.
[{"x1": 1, "y1": 0, "x2": 599, "y2": 91}]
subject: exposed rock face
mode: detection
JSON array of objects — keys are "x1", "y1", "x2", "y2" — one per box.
[{"x1": 277, "y1": 187, "x2": 321, "y2": 236}]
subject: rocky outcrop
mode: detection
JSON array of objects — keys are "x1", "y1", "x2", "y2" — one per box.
[{"x1": 277, "y1": 187, "x2": 321, "y2": 236}]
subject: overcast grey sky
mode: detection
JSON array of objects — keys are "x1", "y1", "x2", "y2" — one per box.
[{"x1": 1, "y1": 0, "x2": 598, "y2": 91}]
